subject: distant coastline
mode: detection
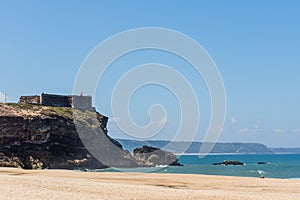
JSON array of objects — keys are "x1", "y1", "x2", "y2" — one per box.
[
  {"x1": 175, "y1": 152, "x2": 300, "y2": 156},
  {"x1": 175, "y1": 153, "x2": 268, "y2": 156},
  {"x1": 117, "y1": 139, "x2": 300, "y2": 155}
]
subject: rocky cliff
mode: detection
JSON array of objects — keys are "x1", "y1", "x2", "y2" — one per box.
[
  {"x1": 0, "y1": 103, "x2": 181, "y2": 169},
  {"x1": 0, "y1": 103, "x2": 138, "y2": 169}
]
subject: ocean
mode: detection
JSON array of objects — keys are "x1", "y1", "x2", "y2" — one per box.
[{"x1": 94, "y1": 154, "x2": 300, "y2": 179}]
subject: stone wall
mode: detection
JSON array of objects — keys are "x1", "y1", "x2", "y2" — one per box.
[
  {"x1": 70, "y1": 95, "x2": 92, "y2": 109},
  {"x1": 19, "y1": 93, "x2": 93, "y2": 110},
  {"x1": 40, "y1": 94, "x2": 72, "y2": 107},
  {"x1": 19, "y1": 96, "x2": 40, "y2": 104}
]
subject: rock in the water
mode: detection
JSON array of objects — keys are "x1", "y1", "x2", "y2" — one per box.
[
  {"x1": 133, "y1": 145, "x2": 183, "y2": 167},
  {"x1": 0, "y1": 103, "x2": 138, "y2": 169},
  {"x1": 212, "y1": 160, "x2": 244, "y2": 166},
  {"x1": 257, "y1": 162, "x2": 266, "y2": 165}
]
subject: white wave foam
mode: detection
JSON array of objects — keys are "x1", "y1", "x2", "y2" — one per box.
[
  {"x1": 288, "y1": 178, "x2": 300, "y2": 180},
  {"x1": 155, "y1": 165, "x2": 168, "y2": 168},
  {"x1": 257, "y1": 170, "x2": 266, "y2": 175}
]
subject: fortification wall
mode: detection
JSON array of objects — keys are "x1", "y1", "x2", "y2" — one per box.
[
  {"x1": 19, "y1": 93, "x2": 93, "y2": 110},
  {"x1": 70, "y1": 95, "x2": 92, "y2": 109},
  {"x1": 19, "y1": 96, "x2": 41, "y2": 104},
  {"x1": 40, "y1": 94, "x2": 72, "y2": 107}
]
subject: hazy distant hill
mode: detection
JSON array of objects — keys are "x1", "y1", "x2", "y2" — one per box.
[
  {"x1": 270, "y1": 148, "x2": 300, "y2": 154},
  {"x1": 117, "y1": 139, "x2": 274, "y2": 154}
]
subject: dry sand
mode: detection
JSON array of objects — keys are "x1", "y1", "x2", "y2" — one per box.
[{"x1": 0, "y1": 167, "x2": 300, "y2": 200}]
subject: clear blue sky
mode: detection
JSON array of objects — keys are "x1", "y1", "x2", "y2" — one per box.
[{"x1": 0, "y1": 1, "x2": 300, "y2": 147}]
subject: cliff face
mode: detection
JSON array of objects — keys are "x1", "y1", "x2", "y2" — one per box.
[{"x1": 0, "y1": 103, "x2": 138, "y2": 169}]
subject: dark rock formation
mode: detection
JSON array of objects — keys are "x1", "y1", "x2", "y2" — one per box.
[
  {"x1": 0, "y1": 103, "x2": 182, "y2": 170},
  {"x1": 0, "y1": 103, "x2": 138, "y2": 169},
  {"x1": 212, "y1": 160, "x2": 244, "y2": 166},
  {"x1": 257, "y1": 162, "x2": 266, "y2": 165},
  {"x1": 0, "y1": 152, "x2": 23, "y2": 168},
  {"x1": 133, "y1": 145, "x2": 183, "y2": 167}
]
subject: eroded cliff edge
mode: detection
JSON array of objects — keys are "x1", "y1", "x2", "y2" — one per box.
[
  {"x1": 0, "y1": 103, "x2": 140, "y2": 169},
  {"x1": 0, "y1": 103, "x2": 181, "y2": 169}
]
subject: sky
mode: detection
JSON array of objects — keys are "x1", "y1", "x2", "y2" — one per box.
[{"x1": 0, "y1": 1, "x2": 300, "y2": 147}]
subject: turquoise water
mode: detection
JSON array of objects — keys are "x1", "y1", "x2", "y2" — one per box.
[{"x1": 95, "y1": 154, "x2": 300, "y2": 179}]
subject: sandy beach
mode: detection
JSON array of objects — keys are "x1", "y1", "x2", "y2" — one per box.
[{"x1": 0, "y1": 167, "x2": 299, "y2": 200}]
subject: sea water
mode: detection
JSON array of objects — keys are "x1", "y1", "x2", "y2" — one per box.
[{"x1": 95, "y1": 154, "x2": 300, "y2": 179}]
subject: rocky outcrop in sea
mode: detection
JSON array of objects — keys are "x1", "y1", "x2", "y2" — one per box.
[
  {"x1": 212, "y1": 160, "x2": 244, "y2": 166},
  {"x1": 134, "y1": 145, "x2": 182, "y2": 167}
]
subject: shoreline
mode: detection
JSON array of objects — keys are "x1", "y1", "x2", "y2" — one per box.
[
  {"x1": 175, "y1": 152, "x2": 300, "y2": 156},
  {"x1": 1, "y1": 167, "x2": 300, "y2": 200}
]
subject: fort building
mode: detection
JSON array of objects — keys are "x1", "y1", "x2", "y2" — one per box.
[{"x1": 19, "y1": 93, "x2": 94, "y2": 110}]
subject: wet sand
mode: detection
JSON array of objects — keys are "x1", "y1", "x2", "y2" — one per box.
[{"x1": 1, "y1": 167, "x2": 300, "y2": 200}]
